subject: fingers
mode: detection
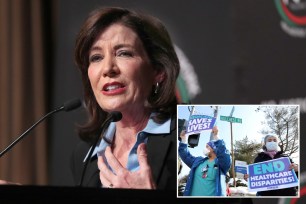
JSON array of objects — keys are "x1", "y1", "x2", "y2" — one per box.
[
  {"x1": 97, "y1": 144, "x2": 156, "y2": 189},
  {"x1": 99, "y1": 171, "x2": 112, "y2": 188},
  {"x1": 137, "y1": 143, "x2": 150, "y2": 171},
  {"x1": 137, "y1": 143, "x2": 156, "y2": 189},
  {"x1": 0, "y1": 180, "x2": 9, "y2": 185},
  {"x1": 289, "y1": 163, "x2": 298, "y2": 172},
  {"x1": 98, "y1": 146, "x2": 124, "y2": 175},
  {"x1": 98, "y1": 146, "x2": 128, "y2": 188},
  {"x1": 0, "y1": 180, "x2": 21, "y2": 185},
  {"x1": 104, "y1": 146, "x2": 125, "y2": 175},
  {"x1": 212, "y1": 126, "x2": 219, "y2": 139},
  {"x1": 180, "y1": 130, "x2": 187, "y2": 142},
  {"x1": 97, "y1": 154, "x2": 111, "y2": 175},
  {"x1": 97, "y1": 153, "x2": 116, "y2": 187}
]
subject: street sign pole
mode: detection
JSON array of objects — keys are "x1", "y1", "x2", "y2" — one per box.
[
  {"x1": 230, "y1": 121, "x2": 236, "y2": 187},
  {"x1": 230, "y1": 106, "x2": 236, "y2": 187},
  {"x1": 220, "y1": 106, "x2": 243, "y2": 188}
]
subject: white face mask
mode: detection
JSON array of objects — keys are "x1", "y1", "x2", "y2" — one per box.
[
  {"x1": 266, "y1": 141, "x2": 278, "y2": 151},
  {"x1": 203, "y1": 148, "x2": 210, "y2": 157}
]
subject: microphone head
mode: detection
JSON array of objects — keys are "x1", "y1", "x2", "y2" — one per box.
[
  {"x1": 63, "y1": 98, "x2": 82, "y2": 112},
  {"x1": 109, "y1": 111, "x2": 122, "y2": 122}
]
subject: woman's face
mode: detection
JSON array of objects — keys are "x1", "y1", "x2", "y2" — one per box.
[
  {"x1": 88, "y1": 23, "x2": 158, "y2": 114},
  {"x1": 266, "y1": 136, "x2": 277, "y2": 143}
]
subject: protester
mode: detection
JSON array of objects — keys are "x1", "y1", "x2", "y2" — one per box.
[
  {"x1": 178, "y1": 126, "x2": 231, "y2": 196},
  {"x1": 244, "y1": 134, "x2": 298, "y2": 196}
]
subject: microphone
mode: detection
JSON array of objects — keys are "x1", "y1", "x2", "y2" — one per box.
[
  {"x1": 0, "y1": 98, "x2": 82, "y2": 158},
  {"x1": 62, "y1": 98, "x2": 83, "y2": 112},
  {"x1": 78, "y1": 111, "x2": 122, "y2": 187}
]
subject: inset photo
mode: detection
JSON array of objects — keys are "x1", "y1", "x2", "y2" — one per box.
[{"x1": 177, "y1": 105, "x2": 300, "y2": 198}]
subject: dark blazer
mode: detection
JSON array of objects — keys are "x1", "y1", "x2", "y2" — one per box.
[{"x1": 70, "y1": 116, "x2": 177, "y2": 190}]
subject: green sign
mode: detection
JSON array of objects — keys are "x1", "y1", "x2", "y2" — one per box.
[{"x1": 220, "y1": 115, "x2": 242, "y2": 123}]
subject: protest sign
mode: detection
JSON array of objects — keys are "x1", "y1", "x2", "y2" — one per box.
[
  {"x1": 186, "y1": 114, "x2": 216, "y2": 136},
  {"x1": 235, "y1": 160, "x2": 247, "y2": 179},
  {"x1": 247, "y1": 157, "x2": 298, "y2": 192}
]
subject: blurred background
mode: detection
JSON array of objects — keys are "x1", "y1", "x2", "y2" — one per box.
[{"x1": 0, "y1": 0, "x2": 305, "y2": 203}]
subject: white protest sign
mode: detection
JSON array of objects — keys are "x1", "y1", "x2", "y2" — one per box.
[{"x1": 235, "y1": 160, "x2": 247, "y2": 179}]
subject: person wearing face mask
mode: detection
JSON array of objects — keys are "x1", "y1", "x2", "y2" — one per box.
[
  {"x1": 178, "y1": 126, "x2": 231, "y2": 196},
  {"x1": 244, "y1": 134, "x2": 299, "y2": 196}
]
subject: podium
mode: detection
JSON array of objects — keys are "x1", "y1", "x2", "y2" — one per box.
[{"x1": 0, "y1": 185, "x2": 251, "y2": 203}]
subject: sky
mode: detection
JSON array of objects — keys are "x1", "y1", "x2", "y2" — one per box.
[{"x1": 177, "y1": 105, "x2": 300, "y2": 178}]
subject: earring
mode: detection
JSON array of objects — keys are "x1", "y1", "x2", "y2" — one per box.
[{"x1": 154, "y1": 82, "x2": 159, "y2": 94}]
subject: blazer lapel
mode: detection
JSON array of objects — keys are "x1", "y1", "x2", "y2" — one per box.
[
  {"x1": 83, "y1": 155, "x2": 101, "y2": 187},
  {"x1": 147, "y1": 134, "x2": 172, "y2": 185}
]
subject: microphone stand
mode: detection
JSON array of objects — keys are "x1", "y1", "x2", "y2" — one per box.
[
  {"x1": 78, "y1": 111, "x2": 122, "y2": 187},
  {"x1": 0, "y1": 106, "x2": 64, "y2": 158},
  {"x1": 78, "y1": 117, "x2": 112, "y2": 187},
  {"x1": 0, "y1": 98, "x2": 81, "y2": 158}
]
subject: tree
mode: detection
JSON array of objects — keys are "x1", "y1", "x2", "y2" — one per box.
[
  {"x1": 234, "y1": 135, "x2": 262, "y2": 165},
  {"x1": 256, "y1": 106, "x2": 299, "y2": 157},
  {"x1": 230, "y1": 136, "x2": 262, "y2": 187}
]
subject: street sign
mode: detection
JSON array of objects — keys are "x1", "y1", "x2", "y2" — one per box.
[{"x1": 220, "y1": 115, "x2": 242, "y2": 123}]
